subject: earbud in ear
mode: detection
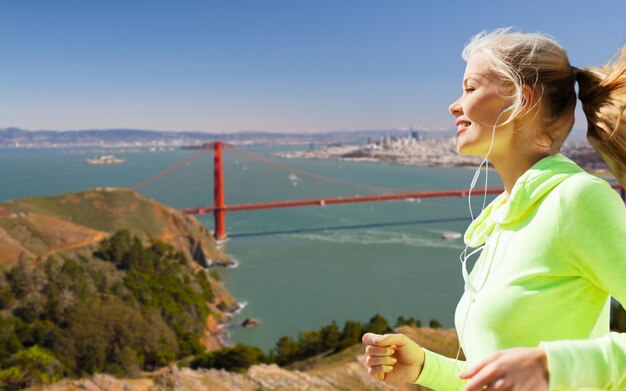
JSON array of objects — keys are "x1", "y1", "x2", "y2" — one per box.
[{"x1": 501, "y1": 104, "x2": 515, "y2": 113}]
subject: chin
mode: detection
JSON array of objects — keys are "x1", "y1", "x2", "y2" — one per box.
[{"x1": 457, "y1": 142, "x2": 487, "y2": 158}]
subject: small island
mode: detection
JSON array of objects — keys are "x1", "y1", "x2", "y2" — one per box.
[{"x1": 85, "y1": 155, "x2": 127, "y2": 165}]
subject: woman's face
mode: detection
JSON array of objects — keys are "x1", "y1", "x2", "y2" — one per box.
[{"x1": 449, "y1": 53, "x2": 515, "y2": 157}]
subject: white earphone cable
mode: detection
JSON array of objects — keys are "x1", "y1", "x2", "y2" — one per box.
[{"x1": 451, "y1": 104, "x2": 513, "y2": 389}]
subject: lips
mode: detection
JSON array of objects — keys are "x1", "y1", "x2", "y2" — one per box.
[{"x1": 455, "y1": 119, "x2": 471, "y2": 137}]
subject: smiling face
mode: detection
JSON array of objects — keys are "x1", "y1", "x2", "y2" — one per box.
[{"x1": 449, "y1": 53, "x2": 516, "y2": 158}]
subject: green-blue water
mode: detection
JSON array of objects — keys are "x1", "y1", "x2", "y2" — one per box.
[{"x1": 0, "y1": 146, "x2": 501, "y2": 352}]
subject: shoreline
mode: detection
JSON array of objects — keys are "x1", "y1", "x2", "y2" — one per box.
[
  {"x1": 270, "y1": 147, "x2": 483, "y2": 169},
  {"x1": 270, "y1": 142, "x2": 616, "y2": 180}
]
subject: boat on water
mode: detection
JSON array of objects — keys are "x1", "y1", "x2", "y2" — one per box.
[
  {"x1": 442, "y1": 231, "x2": 462, "y2": 240},
  {"x1": 85, "y1": 155, "x2": 127, "y2": 165},
  {"x1": 288, "y1": 173, "x2": 299, "y2": 186}
]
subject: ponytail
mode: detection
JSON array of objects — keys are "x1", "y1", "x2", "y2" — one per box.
[{"x1": 576, "y1": 44, "x2": 626, "y2": 188}]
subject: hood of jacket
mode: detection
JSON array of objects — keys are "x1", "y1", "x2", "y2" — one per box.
[{"x1": 464, "y1": 153, "x2": 584, "y2": 247}]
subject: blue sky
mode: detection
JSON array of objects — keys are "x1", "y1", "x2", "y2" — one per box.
[{"x1": 1, "y1": 0, "x2": 625, "y2": 133}]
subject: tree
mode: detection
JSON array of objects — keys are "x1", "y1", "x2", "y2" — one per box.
[
  {"x1": 0, "y1": 316, "x2": 22, "y2": 360},
  {"x1": 14, "y1": 319, "x2": 59, "y2": 350},
  {"x1": 122, "y1": 238, "x2": 150, "y2": 271},
  {"x1": 364, "y1": 314, "x2": 392, "y2": 335},
  {"x1": 273, "y1": 336, "x2": 298, "y2": 366},
  {"x1": 191, "y1": 344, "x2": 264, "y2": 372},
  {"x1": 0, "y1": 272, "x2": 15, "y2": 309},
  {"x1": 95, "y1": 229, "x2": 133, "y2": 266},
  {"x1": 0, "y1": 346, "x2": 65, "y2": 390},
  {"x1": 429, "y1": 319, "x2": 443, "y2": 328},
  {"x1": 319, "y1": 321, "x2": 340, "y2": 352},
  {"x1": 335, "y1": 320, "x2": 364, "y2": 352},
  {"x1": 54, "y1": 297, "x2": 171, "y2": 375},
  {"x1": 13, "y1": 291, "x2": 47, "y2": 323},
  {"x1": 141, "y1": 310, "x2": 179, "y2": 369},
  {"x1": 196, "y1": 270, "x2": 215, "y2": 303},
  {"x1": 6, "y1": 259, "x2": 34, "y2": 300},
  {"x1": 297, "y1": 331, "x2": 322, "y2": 358},
  {"x1": 149, "y1": 240, "x2": 172, "y2": 258},
  {"x1": 396, "y1": 316, "x2": 421, "y2": 328}
]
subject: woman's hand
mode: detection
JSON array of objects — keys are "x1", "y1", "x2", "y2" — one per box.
[
  {"x1": 361, "y1": 332, "x2": 425, "y2": 383},
  {"x1": 460, "y1": 346, "x2": 549, "y2": 391}
]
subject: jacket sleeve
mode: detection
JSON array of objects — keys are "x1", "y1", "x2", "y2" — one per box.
[
  {"x1": 540, "y1": 176, "x2": 626, "y2": 390},
  {"x1": 413, "y1": 348, "x2": 468, "y2": 391}
]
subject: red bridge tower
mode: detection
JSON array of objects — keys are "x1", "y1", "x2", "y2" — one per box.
[{"x1": 213, "y1": 141, "x2": 226, "y2": 240}]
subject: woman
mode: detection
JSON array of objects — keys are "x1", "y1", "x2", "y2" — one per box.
[{"x1": 362, "y1": 28, "x2": 626, "y2": 390}]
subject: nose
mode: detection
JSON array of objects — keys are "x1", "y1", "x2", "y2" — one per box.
[{"x1": 449, "y1": 97, "x2": 462, "y2": 117}]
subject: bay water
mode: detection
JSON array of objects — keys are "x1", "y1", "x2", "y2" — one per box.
[{"x1": 0, "y1": 145, "x2": 501, "y2": 352}]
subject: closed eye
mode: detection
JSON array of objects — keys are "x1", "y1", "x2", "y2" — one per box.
[{"x1": 464, "y1": 88, "x2": 475, "y2": 93}]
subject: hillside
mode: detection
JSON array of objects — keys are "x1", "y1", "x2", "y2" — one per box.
[
  {"x1": 0, "y1": 188, "x2": 230, "y2": 267},
  {"x1": 0, "y1": 189, "x2": 243, "y2": 389},
  {"x1": 30, "y1": 326, "x2": 461, "y2": 391}
]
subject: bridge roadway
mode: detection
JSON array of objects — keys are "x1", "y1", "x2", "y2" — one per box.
[{"x1": 181, "y1": 184, "x2": 625, "y2": 215}]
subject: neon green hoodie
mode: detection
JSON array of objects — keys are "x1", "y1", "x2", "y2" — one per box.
[{"x1": 414, "y1": 153, "x2": 626, "y2": 391}]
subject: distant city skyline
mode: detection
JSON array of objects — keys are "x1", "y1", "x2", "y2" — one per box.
[{"x1": 1, "y1": 0, "x2": 625, "y2": 134}]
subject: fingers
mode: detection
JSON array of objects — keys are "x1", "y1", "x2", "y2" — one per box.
[
  {"x1": 481, "y1": 378, "x2": 509, "y2": 391},
  {"x1": 463, "y1": 362, "x2": 502, "y2": 391},
  {"x1": 362, "y1": 332, "x2": 381, "y2": 345},
  {"x1": 362, "y1": 332, "x2": 412, "y2": 383},
  {"x1": 367, "y1": 364, "x2": 394, "y2": 380},
  {"x1": 363, "y1": 336, "x2": 398, "y2": 382},
  {"x1": 366, "y1": 355, "x2": 397, "y2": 367},
  {"x1": 365, "y1": 345, "x2": 394, "y2": 357},
  {"x1": 491, "y1": 378, "x2": 510, "y2": 390},
  {"x1": 459, "y1": 352, "x2": 500, "y2": 379},
  {"x1": 362, "y1": 332, "x2": 408, "y2": 347}
]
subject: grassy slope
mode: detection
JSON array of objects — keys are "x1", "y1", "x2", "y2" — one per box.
[
  {"x1": 30, "y1": 326, "x2": 461, "y2": 391},
  {"x1": 2, "y1": 189, "x2": 168, "y2": 234},
  {"x1": 302, "y1": 326, "x2": 463, "y2": 391},
  {"x1": 0, "y1": 213, "x2": 106, "y2": 262},
  {"x1": 0, "y1": 188, "x2": 227, "y2": 267}
]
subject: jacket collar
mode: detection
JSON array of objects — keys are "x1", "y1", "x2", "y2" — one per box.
[{"x1": 464, "y1": 153, "x2": 583, "y2": 247}]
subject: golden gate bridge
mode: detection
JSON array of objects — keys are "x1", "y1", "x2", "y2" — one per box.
[{"x1": 131, "y1": 141, "x2": 625, "y2": 240}]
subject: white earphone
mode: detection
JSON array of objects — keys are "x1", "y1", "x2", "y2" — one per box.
[
  {"x1": 452, "y1": 102, "x2": 516, "y2": 388},
  {"x1": 466, "y1": 103, "x2": 515, "y2": 222},
  {"x1": 501, "y1": 103, "x2": 515, "y2": 114}
]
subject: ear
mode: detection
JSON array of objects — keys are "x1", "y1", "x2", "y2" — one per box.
[{"x1": 520, "y1": 84, "x2": 539, "y2": 114}]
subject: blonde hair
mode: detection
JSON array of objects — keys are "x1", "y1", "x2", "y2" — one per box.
[{"x1": 462, "y1": 27, "x2": 626, "y2": 187}]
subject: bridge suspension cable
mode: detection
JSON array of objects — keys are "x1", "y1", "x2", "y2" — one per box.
[
  {"x1": 131, "y1": 143, "x2": 214, "y2": 191},
  {"x1": 131, "y1": 141, "x2": 417, "y2": 195},
  {"x1": 223, "y1": 143, "x2": 415, "y2": 194}
]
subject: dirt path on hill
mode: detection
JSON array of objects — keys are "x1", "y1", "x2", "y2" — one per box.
[{"x1": 44, "y1": 232, "x2": 109, "y2": 258}]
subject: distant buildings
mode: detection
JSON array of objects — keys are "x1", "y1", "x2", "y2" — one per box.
[{"x1": 274, "y1": 134, "x2": 611, "y2": 175}]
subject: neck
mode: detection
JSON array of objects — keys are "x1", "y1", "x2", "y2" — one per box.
[{"x1": 490, "y1": 152, "x2": 552, "y2": 199}]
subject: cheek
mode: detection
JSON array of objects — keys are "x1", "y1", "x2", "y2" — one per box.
[{"x1": 463, "y1": 93, "x2": 504, "y2": 126}]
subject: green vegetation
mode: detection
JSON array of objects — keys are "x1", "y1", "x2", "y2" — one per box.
[
  {"x1": 0, "y1": 346, "x2": 63, "y2": 390},
  {"x1": 191, "y1": 303, "x2": 626, "y2": 374},
  {"x1": 192, "y1": 314, "x2": 397, "y2": 372},
  {"x1": 190, "y1": 344, "x2": 265, "y2": 373},
  {"x1": 396, "y1": 316, "x2": 422, "y2": 328},
  {"x1": 429, "y1": 319, "x2": 443, "y2": 329},
  {"x1": 0, "y1": 230, "x2": 217, "y2": 390}
]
